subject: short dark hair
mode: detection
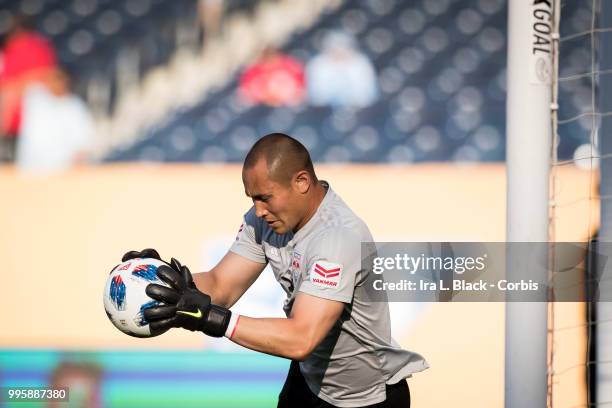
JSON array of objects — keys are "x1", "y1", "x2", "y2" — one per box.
[{"x1": 243, "y1": 133, "x2": 316, "y2": 185}]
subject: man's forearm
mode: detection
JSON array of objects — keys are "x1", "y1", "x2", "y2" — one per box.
[{"x1": 229, "y1": 316, "x2": 312, "y2": 361}]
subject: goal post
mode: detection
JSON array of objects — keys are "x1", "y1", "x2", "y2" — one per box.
[{"x1": 505, "y1": 0, "x2": 555, "y2": 407}]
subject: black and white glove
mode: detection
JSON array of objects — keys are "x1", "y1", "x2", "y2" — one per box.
[{"x1": 142, "y1": 257, "x2": 232, "y2": 337}]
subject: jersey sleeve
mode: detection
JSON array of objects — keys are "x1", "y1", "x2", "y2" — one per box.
[
  {"x1": 299, "y1": 227, "x2": 362, "y2": 303},
  {"x1": 229, "y1": 207, "x2": 267, "y2": 264}
]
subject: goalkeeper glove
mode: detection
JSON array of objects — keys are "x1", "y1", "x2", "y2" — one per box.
[
  {"x1": 143, "y1": 258, "x2": 232, "y2": 337},
  {"x1": 121, "y1": 248, "x2": 165, "y2": 263}
]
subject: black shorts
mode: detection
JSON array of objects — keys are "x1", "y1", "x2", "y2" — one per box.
[{"x1": 277, "y1": 361, "x2": 411, "y2": 408}]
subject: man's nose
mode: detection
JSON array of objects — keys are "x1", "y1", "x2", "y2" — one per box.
[{"x1": 254, "y1": 202, "x2": 268, "y2": 218}]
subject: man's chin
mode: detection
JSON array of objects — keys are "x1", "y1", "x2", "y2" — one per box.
[
  {"x1": 271, "y1": 223, "x2": 289, "y2": 234},
  {"x1": 272, "y1": 225, "x2": 286, "y2": 234}
]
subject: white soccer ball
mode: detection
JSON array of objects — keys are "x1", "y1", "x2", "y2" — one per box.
[{"x1": 103, "y1": 258, "x2": 171, "y2": 338}]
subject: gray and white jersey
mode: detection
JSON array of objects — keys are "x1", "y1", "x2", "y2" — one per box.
[{"x1": 230, "y1": 181, "x2": 428, "y2": 407}]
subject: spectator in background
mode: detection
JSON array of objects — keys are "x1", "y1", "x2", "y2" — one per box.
[
  {"x1": 239, "y1": 47, "x2": 305, "y2": 107},
  {"x1": 0, "y1": 15, "x2": 57, "y2": 162},
  {"x1": 16, "y1": 68, "x2": 95, "y2": 174},
  {"x1": 198, "y1": 0, "x2": 225, "y2": 39},
  {"x1": 306, "y1": 31, "x2": 378, "y2": 109},
  {"x1": 47, "y1": 360, "x2": 103, "y2": 408}
]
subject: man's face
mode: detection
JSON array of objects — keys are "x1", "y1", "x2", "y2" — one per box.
[{"x1": 242, "y1": 160, "x2": 304, "y2": 234}]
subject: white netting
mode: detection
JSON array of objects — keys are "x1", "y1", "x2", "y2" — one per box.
[{"x1": 550, "y1": 0, "x2": 612, "y2": 407}]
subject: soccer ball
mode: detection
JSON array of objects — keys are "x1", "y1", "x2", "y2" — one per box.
[{"x1": 103, "y1": 258, "x2": 171, "y2": 338}]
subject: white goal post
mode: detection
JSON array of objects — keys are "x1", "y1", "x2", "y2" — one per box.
[{"x1": 505, "y1": 0, "x2": 555, "y2": 407}]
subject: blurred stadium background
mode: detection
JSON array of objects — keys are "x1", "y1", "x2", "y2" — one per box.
[{"x1": 0, "y1": 0, "x2": 607, "y2": 407}]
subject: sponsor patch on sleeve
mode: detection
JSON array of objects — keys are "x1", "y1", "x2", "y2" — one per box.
[{"x1": 309, "y1": 261, "x2": 342, "y2": 288}]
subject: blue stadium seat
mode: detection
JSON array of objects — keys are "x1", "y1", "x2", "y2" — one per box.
[{"x1": 101, "y1": 0, "x2": 588, "y2": 163}]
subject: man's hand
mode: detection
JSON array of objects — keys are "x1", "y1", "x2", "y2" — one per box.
[{"x1": 144, "y1": 259, "x2": 232, "y2": 337}]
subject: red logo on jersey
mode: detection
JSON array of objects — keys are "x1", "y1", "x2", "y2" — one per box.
[
  {"x1": 292, "y1": 252, "x2": 302, "y2": 270},
  {"x1": 312, "y1": 278, "x2": 338, "y2": 287},
  {"x1": 309, "y1": 261, "x2": 342, "y2": 288},
  {"x1": 314, "y1": 263, "x2": 341, "y2": 278}
]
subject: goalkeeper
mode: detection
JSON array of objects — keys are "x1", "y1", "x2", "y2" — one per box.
[{"x1": 123, "y1": 133, "x2": 428, "y2": 407}]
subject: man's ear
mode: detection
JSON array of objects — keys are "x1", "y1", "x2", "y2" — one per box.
[{"x1": 294, "y1": 170, "x2": 312, "y2": 194}]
